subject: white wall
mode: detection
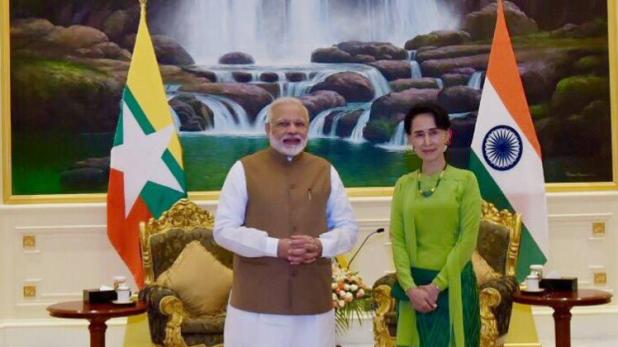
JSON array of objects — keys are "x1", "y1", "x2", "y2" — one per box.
[{"x1": 0, "y1": 193, "x2": 617, "y2": 346}]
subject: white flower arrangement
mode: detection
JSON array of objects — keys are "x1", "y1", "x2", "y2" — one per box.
[{"x1": 331, "y1": 262, "x2": 373, "y2": 332}]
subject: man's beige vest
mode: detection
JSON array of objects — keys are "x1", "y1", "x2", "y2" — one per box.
[{"x1": 230, "y1": 148, "x2": 333, "y2": 315}]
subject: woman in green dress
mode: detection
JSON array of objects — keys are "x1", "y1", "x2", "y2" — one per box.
[{"x1": 390, "y1": 103, "x2": 481, "y2": 347}]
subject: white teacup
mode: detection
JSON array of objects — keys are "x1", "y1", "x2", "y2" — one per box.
[
  {"x1": 525, "y1": 275, "x2": 540, "y2": 291},
  {"x1": 116, "y1": 286, "x2": 132, "y2": 302},
  {"x1": 529, "y1": 264, "x2": 544, "y2": 278}
]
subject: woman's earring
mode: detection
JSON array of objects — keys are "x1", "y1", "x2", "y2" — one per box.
[{"x1": 443, "y1": 144, "x2": 448, "y2": 152}]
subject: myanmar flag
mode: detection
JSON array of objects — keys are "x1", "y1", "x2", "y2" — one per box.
[
  {"x1": 107, "y1": 1, "x2": 186, "y2": 288},
  {"x1": 469, "y1": 0, "x2": 549, "y2": 280}
]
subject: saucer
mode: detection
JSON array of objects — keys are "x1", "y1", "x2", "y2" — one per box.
[
  {"x1": 521, "y1": 288, "x2": 545, "y2": 294},
  {"x1": 111, "y1": 299, "x2": 135, "y2": 305}
]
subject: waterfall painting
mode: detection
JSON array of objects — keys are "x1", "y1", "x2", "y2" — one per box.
[{"x1": 5, "y1": 0, "x2": 614, "y2": 197}]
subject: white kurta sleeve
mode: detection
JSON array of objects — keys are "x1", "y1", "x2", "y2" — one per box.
[
  {"x1": 214, "y1": 161, "x2": 279, "y2": 258},
  {"x1": 319, "y1": 166, "x2": 358, "y2": 258}
]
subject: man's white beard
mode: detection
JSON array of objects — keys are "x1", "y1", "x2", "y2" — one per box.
[{"x1": 270, "y1": 134, "x2": 307, "y2": 157}]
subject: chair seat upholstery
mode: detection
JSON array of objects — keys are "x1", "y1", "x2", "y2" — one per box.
[{"x1": 181, "y1": 312, "x2": 226, "y2": 334}]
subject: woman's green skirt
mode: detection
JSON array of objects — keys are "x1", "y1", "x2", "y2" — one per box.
[{"x1": 394, "y1": 262, "x2": 480, "y2": 347}]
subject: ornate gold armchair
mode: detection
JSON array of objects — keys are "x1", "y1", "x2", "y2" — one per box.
[
  {"x1": 373, "y1": 201, "x2": 522, "y2": 347},
  {"x1": 139, "y1": 199, "x2": 231, "y2": 347}
]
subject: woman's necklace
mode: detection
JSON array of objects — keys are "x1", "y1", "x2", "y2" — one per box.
[{"x1": 417, "y1": 165, "x2": 447, "y2": 198}]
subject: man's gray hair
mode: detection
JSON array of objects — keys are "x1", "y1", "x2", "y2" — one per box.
[{"x1": 266, "y1": 97, "x2": 309, "y2": 123}]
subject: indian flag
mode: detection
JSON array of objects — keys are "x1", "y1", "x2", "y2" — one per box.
[
  {"x1": 469, "y1": 0, "x2": 549, "y2": 280},
  {"x1": 107, "y1": 0, "x2": 186, "y2": 288}
]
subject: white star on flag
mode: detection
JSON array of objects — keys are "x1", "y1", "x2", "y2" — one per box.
[{"x1": 110, "y1": 101, "x2": 184, "y2": 217}]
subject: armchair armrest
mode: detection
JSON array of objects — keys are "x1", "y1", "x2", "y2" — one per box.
[
  {"x1": 141, "y1": 284, "x2": 187, "y2": 346},
  {"x1": 480, "y1": 287, "x2": 501, "y2": 347},
  {"x1": 480, "y1": 275, "x2": 518, "y2": 338},
  {"x1": 372, "y1": 273, "x2": 397, "y2": 347},
  {"x1": 373, "y1": 284, "x2": 396, "y2": 347},
  {"x1": 160, "y1": 295, "x2": 190, "y2": 347}
]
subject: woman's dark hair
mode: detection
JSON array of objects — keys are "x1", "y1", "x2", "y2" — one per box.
[{"x1": 404, "y1": 102, "x2": 450, "y2": 135}]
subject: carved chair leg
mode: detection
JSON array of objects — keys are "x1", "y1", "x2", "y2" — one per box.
[
  {"x1": 480, "y1": 287, "x2": 502, "y2": 347},
  {"x1": 159, "y1": 296, "x2": 189, "y2": 347},
  {"x1": 373, "y1": 285, "x2": 396, "y2": 347}
]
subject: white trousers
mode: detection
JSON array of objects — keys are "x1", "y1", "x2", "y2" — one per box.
[{"x1": 224, "y1": 304, "x2": 336, "y2": 347}]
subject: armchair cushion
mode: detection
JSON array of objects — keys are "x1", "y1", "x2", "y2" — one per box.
[
  {"x1": 157, "y1": 240, "x2": 232, "y2": 316},
  {"x1": 150, "y1": 228, "x2": 233, "y2": 279}
]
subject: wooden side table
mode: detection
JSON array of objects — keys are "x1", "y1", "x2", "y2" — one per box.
[
  {"x1": 513, "y1": 289, "x2": 612, "y2": 347},
  {"x1": 47, "y1": 300, "x2": 147, "y2": 347}
]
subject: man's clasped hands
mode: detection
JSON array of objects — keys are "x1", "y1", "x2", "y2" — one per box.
[{"x1": 277, "y1": 235, "x2": 323, "y2": 265}]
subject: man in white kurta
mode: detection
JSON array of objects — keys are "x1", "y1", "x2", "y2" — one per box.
[{"x1": 214, "y1": 98, "x2": 358, "y2": 347}]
